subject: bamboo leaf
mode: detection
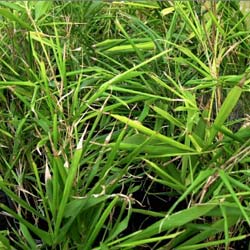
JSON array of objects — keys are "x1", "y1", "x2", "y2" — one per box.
[
  {"x1": 209, "y1": 85, "x2": 242, "y2": 143},
  {"x1": 111, "y1": 114, "x2": 194, "y2": 151}
]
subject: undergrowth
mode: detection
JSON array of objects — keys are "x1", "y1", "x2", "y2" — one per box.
[{"x1": 0, "y1": 1, "x2": 250, "y2": 249}]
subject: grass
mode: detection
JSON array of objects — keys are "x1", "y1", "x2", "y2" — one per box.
[{"x1": 0, "y1": 1, "x2": 250, "y2": 249}]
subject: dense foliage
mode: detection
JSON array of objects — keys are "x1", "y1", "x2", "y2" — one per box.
[{"x1": 0, "y1": 1, "x2": 250, "y2": 249}]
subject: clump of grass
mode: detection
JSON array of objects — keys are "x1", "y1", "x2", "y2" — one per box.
[{"x1": 0, "y1": 1, "x2": 250, "y2": 249}]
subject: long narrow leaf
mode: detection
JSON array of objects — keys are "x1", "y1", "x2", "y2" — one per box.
[{"x1": 111, "y1": 114, "x2": 194, "y2": 151}]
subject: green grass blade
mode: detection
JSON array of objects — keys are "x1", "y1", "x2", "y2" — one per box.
[
  {"x1": 219, "y1": 169, "x2": 250, "y2": 224},
  {"x1": 208, "y1": 85, "x2": 243, "y2": 143},
  {"x1": 111, "y1": 114, "x2": 194, "y2": 151}
]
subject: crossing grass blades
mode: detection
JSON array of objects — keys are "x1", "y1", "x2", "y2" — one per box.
[{"x1": 0, "y1": 1, "x2": 250, "y2": 249}]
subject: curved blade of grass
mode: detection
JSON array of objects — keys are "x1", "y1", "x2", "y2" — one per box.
[
  {"x1": 143, "y1": 158, "x2": 185, "y2": 190},
  {"x1": 0, "y1": 8, "x2": 31, "y2": 29},
  {"x1": 161, "y1": 6, "x2": 175, "y2": 16},
  {"x1": 119, "y1": 203, "x2": 217, "y2": 244},
  {"x1": 105, "y1": 199, "x2": 132, "y2": 244},
  {"x1": 111, "y1": 114, "x2": 193, "y2": 151},
  {"x1": 112, "y1": 1, "x2": 159, "y2": 9},
  {"x1": 34, "y1": 1, "x2": 52, "y2": 21},
  {"x1": 20, "y1": 223, "x2": 37, "y2": 249},
  {"x1": 167, "y1": 169, "x2": 215, "y2": 216},
  {"x1": 118, "y1": 230, "x2": 184, "y2": 248},
  {"x1": 208, "y1": 85, "x2": 243, "y2": 144},
  {"x1": 220, "y1": 203, "x2": 229, "y2": 249},
  {"x1": 117, "y1": 142, "x2": 188, "y2": 157},
  {"x1": 109, "y1": 86, "x2": 179, "y2": 102},
  {"x1": 84, "y1": 196, "x2": 119, "y2": 250},
  {"x1": 0, "y1": 182, "x2": 43, "y2": 218},
  {"x1": 151, "y1": 105, "x2": 185, "y2": 129},
  {"x1": 105, "y1": 41, "x2": 155, "y2": 53},
  {"x1": 175, "y1": 215, "x2": 238, "y2": 248},
  {"x1": 0, "y1": 81, "x2": 35, "y2": 87},
  {"x1": 219, "y1": 169, "x2": 250, "y2": 224},
  {"x1": 85, "y1": 49, "x2": 171, "y2": 110},
  {"x1": 0, "y1": 2, "x2": 25, "y2": 11},
  {"x1": 55, "y1": 195, "x2": 109, "y2": 243},
  {"x1": 54, "y1": 135, "x2": 85, "y2": 236},
  {"x1": 177, "y1": 234, "x2": 248, "y2": 250},
  {"x1": 0, "y1": 204, "x2": 52, "y2": 245},
  {"x1": 166, "y1": 41, "x2": 210, "y2": 76},
  {"x1": 0, "y1": 233, "x2": 11, "y2": 250}
]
